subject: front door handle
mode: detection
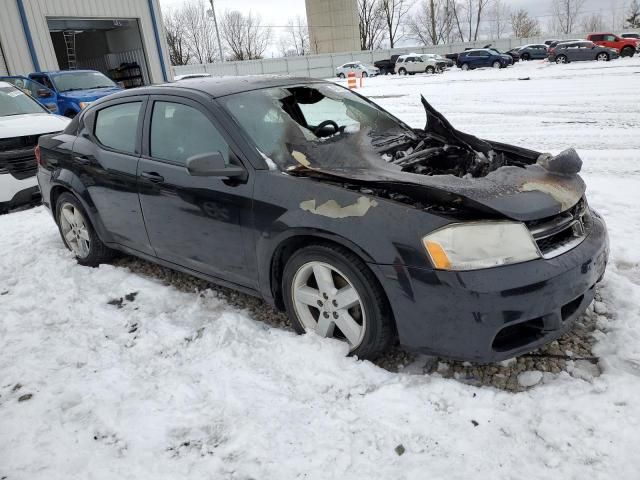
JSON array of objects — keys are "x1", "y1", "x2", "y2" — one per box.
[
  {"x1": 141, "y1": 171, "x2": 164, "y2": 183},
  {"x1": 74, "y1": 155, "x2": 90, "y2": 165}
]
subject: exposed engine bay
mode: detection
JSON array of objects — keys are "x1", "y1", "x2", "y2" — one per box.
[{"x1": 221, "y1": 84, "x2": 585, "y2": 221}]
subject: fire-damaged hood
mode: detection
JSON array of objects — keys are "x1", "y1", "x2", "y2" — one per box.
[{"x1": 288, "y1": 97, "x2": 584, "y2": 222}]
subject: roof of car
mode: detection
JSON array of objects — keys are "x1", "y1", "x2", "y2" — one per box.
[
  {"x1": 127, "y1": 75, "x2": 328, "y2": 99},
  {"x1": 35, "y1": 70, "x2": 103, "y2": 75}
]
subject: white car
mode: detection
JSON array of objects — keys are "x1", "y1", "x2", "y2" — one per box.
[
  {"x1": 395, "y1": 54, "x2": 439, "y2": 75},
  {"x1": 336, "y1": 62, "x2": 379, "y2": 79},
  {"x1": 0, "y1": 82, "x2": 70, "y2": 213}
]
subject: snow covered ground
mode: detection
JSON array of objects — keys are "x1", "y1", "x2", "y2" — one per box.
[{"x1": 2, "y1": 58, "x2": 640, "y2": 479}]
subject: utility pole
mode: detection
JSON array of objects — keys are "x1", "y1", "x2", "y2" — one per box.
[{"x1": 208, "y1": 0, "x2": 224, "y2": 62}]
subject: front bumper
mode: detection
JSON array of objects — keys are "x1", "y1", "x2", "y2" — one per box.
[
  {"x1": 0, "y1": 174, "x2": 40, "y2": 212},
  {"x1": 370, "y1": 214, "x2": 609, "y2": 362}
]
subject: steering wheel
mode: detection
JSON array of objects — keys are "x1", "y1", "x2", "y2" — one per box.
[{"x1": 313, "y1": 120, "x2": 340, "y2": 136}]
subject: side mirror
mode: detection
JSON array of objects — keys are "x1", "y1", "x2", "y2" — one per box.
[
  {"x1": 186, "y1": 152, "x2": 246, "y2": 179},
  {"x1": 37, "y1": 89, "x2": 52, "y2": 98}
]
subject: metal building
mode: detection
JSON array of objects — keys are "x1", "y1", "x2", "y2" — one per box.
[
  {"x1": 305, "y1": 0, "x2": 360, "y2": 54},
  {"x1": 0, "y1": 0, "x2": 171, "y2": 85}
]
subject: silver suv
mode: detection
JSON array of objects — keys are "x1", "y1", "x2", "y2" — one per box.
[{"x1": 394, "y1": 54, "x2": 439, "y2": 75}]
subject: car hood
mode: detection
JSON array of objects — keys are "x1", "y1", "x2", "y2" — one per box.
[
  {"x1": 289, "y1": 98, "x2": 584, "y2": 222},
  {"x1": 59, "y1": 87, "x2": 122, "y2": 102},
  {"x1": 0, "y1": 113, "x2": 70, "y2": 139}
]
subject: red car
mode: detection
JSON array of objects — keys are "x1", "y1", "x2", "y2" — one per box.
[{"x1": 586, "y1": 33, "x2": 639, "y2": 57}]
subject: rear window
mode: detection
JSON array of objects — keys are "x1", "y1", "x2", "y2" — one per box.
[{"x1": 94, "y1": 102, "x2": 141, "y2": 154}]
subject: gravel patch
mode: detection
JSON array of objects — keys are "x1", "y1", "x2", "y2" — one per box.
[{"x1": 114, "y1": 255, "x2": 610, "y2": 392}]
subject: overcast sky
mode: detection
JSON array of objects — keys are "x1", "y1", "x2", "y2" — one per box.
[{"x1": 158, "y1": 0, "x2": 625, "y2": 26}]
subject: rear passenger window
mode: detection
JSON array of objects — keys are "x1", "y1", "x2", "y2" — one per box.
[
  {"x1": 94, "y1": 102, "x2": 141, "y2": 154},
  {"x1": 150, "y1": 101, "x2": 229, "y2": 165}
]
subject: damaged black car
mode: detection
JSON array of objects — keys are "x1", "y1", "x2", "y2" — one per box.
[{"x1": 36, "y1": 76, "x2": 609, "y2": 362}]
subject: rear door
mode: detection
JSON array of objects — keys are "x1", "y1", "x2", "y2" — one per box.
[
  {"x1": 137, "y1": 94, "x2": 255, "y2": 287},
  {"x1": 72, "y1": 96, "x2": 154, "y2": 255}
]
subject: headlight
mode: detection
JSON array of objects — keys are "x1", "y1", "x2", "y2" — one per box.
[
  {"x1": 79, "y1": 102, "x2": 92, "y2": 109},
  {"x1": 423, "y1": 221, "x2": 540, "y2": 271}
]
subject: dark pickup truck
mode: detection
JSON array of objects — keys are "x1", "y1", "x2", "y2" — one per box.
[{"x1": 374, "y1": 55, "x2": 401, "y2": 75}]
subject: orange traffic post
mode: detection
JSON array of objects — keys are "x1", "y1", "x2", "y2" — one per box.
[{"x1": 347, "y1": 72, "x2": 357, "y2": 89}]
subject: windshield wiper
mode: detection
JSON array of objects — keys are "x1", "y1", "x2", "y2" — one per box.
[{"x1": 93, "y1": 85, "x2": 116, "y2": 89}]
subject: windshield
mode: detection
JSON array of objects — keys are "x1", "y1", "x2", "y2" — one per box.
[
  {"x1": 0, "y1": 84, "x2": 46, "y2": 116},
  {"x1": 220, "y1": 83, "x2": 415, "y2": 170},
  {"x1": 51, "y1": 71, "x2": 117, "y2": 92}
]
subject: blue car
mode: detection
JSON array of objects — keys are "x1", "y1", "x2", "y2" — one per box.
[
  {"x1": 456, "y1": 49, "x2": 512, "y2": 70},
  {"x1": 27, "y1": 70, "x2": 123, "y2": 118}
]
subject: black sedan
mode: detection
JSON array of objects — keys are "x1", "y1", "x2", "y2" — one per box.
[{"x1": 36, "y1": 77, "x2": 608, "y2": 361}]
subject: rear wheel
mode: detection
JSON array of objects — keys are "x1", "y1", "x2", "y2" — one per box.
[
  {"x1": 596, "y1": 52, "x2": 609, "y2": 62},
  {"x1": 621, "y1": 46, "x2": 635, "y2": 57},
  {"x1": 361, "y1": 72, "x2": 368, "y2": 77},
  {"x1": 425, "y1": 66, "x2": 435, "y2": 74},
  {"x1": 55, "y1": 192, "x2": 114, "y2": 266},
  {"x1": 282, "y1": 244, "x2": 393, "y2": 360},
  {"x1": 337, "y1": 73, "x2": 345, "y2": 79},
  {"x1": 555, "y1": 55, "x2": 568, "y2": 64},
  {"x1": 398, "y1": 67, "x2": 407, "y2": 75}
]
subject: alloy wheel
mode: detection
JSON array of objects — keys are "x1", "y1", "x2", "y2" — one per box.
[
  {"x1": 492, "y1": 61, "x2": 501, "y2": 68},
  {"x1": 291, "y1": 261, "x2": 366, "y2": 350},
  {"x1": 59, "y1": 203, "x2": 91, "y2": 258},
  {"x1": 597, "y1": 53, "x2": 608, "y2": 61}
]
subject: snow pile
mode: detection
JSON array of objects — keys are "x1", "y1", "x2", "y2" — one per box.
[{"x1": 2, "y1": 58, "x2": 640, "y2": 479}]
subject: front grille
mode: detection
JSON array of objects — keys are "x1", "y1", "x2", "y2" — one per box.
[
  {"x1": 527, "y1": 198, "x2": 590, "y2": 258},
  {"x1": 0, "y1": 135, "x2": 41, "y2": 180}
]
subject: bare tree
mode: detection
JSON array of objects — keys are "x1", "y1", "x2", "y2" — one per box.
[
  {"x1": 580, "y1": 13, "x2": 605, "y2": 32},
  {"x1": 163, "y1": 8, "x2": 191, "y2": 66},
  {"x1": 221, "y1": 10, "x2": 272, "y2": 60},
  {"x1": 626, "y1": 0, "x2": 640, "y2": 28},
  {"x1": 278, "y1": 16, "x2": 309, "y2": 57},
  {"x1": 550, "y1": 0, "x2": 587, "y2": 34},
  {"x1": 458, "y1": 0, "x2": 490, "y2": 42},
  {"x1": 510, "y1": 9, "x2": 541, "y2": 38},
  {"x1": 449, "y1": 0, "x2": 467, "y2": 41},
  {"x1": 379, "y1": 0, "x2": 413, "y2": 48},
  {"x1": 181, "y1": 0, "x2": 220, "y2": 64},
  {"x1": 488, "y1": 0, "x2": 511, "y2": 39},
  {"x1": 407, "y1": 0, "x2": 455, "y2": 45},
  {"x1": 358, "y1": 0, "x2": 386, "y2": 50}
]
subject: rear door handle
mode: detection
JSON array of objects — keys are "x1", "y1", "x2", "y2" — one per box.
[{"x1": 141, "y1": 171, "x2": 164, "y2": 183}]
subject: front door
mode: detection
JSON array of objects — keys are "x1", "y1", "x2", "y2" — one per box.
[{"x1": 137, "y1": 95, "x2": 255, "y2": 288}]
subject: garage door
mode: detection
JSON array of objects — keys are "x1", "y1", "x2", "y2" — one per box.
[{"x1": 0, "y1": 40, "x2": 7, "y2": 76}]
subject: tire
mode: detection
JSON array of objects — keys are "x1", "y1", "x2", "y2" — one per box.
[
  {"x1": 362, "y1": 72, "x2": 368, "y2": 78},
  {"x1": 555, "y1": 55, "x2": 568, "y2": 64},
  {"x1": 337, "y1": 73, "x2": 345, "y2": 79},
  {"x1": 521, "y1": 53, "x2": 530, "y2": 61},
  {"x1": 621, "y1": 47, "x2": 635, "y2": 58},
  {"x1": 425, "y1": 66, "x2": 435, "y2": 74},
  {"x1": 398, "y1": 67, "x2": 407, "y2": 75},
  {"x1": 461, "y1": 63, "x2": 470, "y2": 71},
  {"x1": 596, "y1": 52, "x2": 609, "y2": 62},
  {"x1": 282, "y1": 244, "x2": 394, "y2": 360},
  {"x1": 64, "y1": 111, "x2": 77, "y2": 119},
  {"x1": 492, "y1": 61, "x2": 502, "y2": 69},
  {"x1": 55, "y1": 192, "x2": 114, "y2": 266}
]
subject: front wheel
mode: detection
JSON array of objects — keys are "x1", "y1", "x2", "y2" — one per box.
[
  {"x1": 337, "y1": 73, "x2": 345, "y2": 79},
  {"x1": 461, "y1": 63, "x2": 470, "y2": 71},
  {"x1": 282, "y1": 244, "x2": 393, "y2": 360},
  {"x1": 521, "y1": 53, "x2": 530, "y2": 61},
  {"x1": 555, "y1": 55, "x2": 568, "y2": 64},
  {"x1": 55, "y1": 192, "x2": 114, "y2": 266},
  {"x1": 398, "y1": 67, "x2": 407, "y2": 75},
  {"x1": 361, "y1": 72, "x2": 368, "y2": 78},
  {"x1": 596, "y1": 52, "x2": 609, "y2": 62},
  {"x1": 492, "y1": 61, "x2": 502, "y2": 69},
  {"x1": 621, "y1": 47, "x2": 635, "y2": 57},
  {"x1": 425, "y1": 66, "x2": 435, "y2": 74}
]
